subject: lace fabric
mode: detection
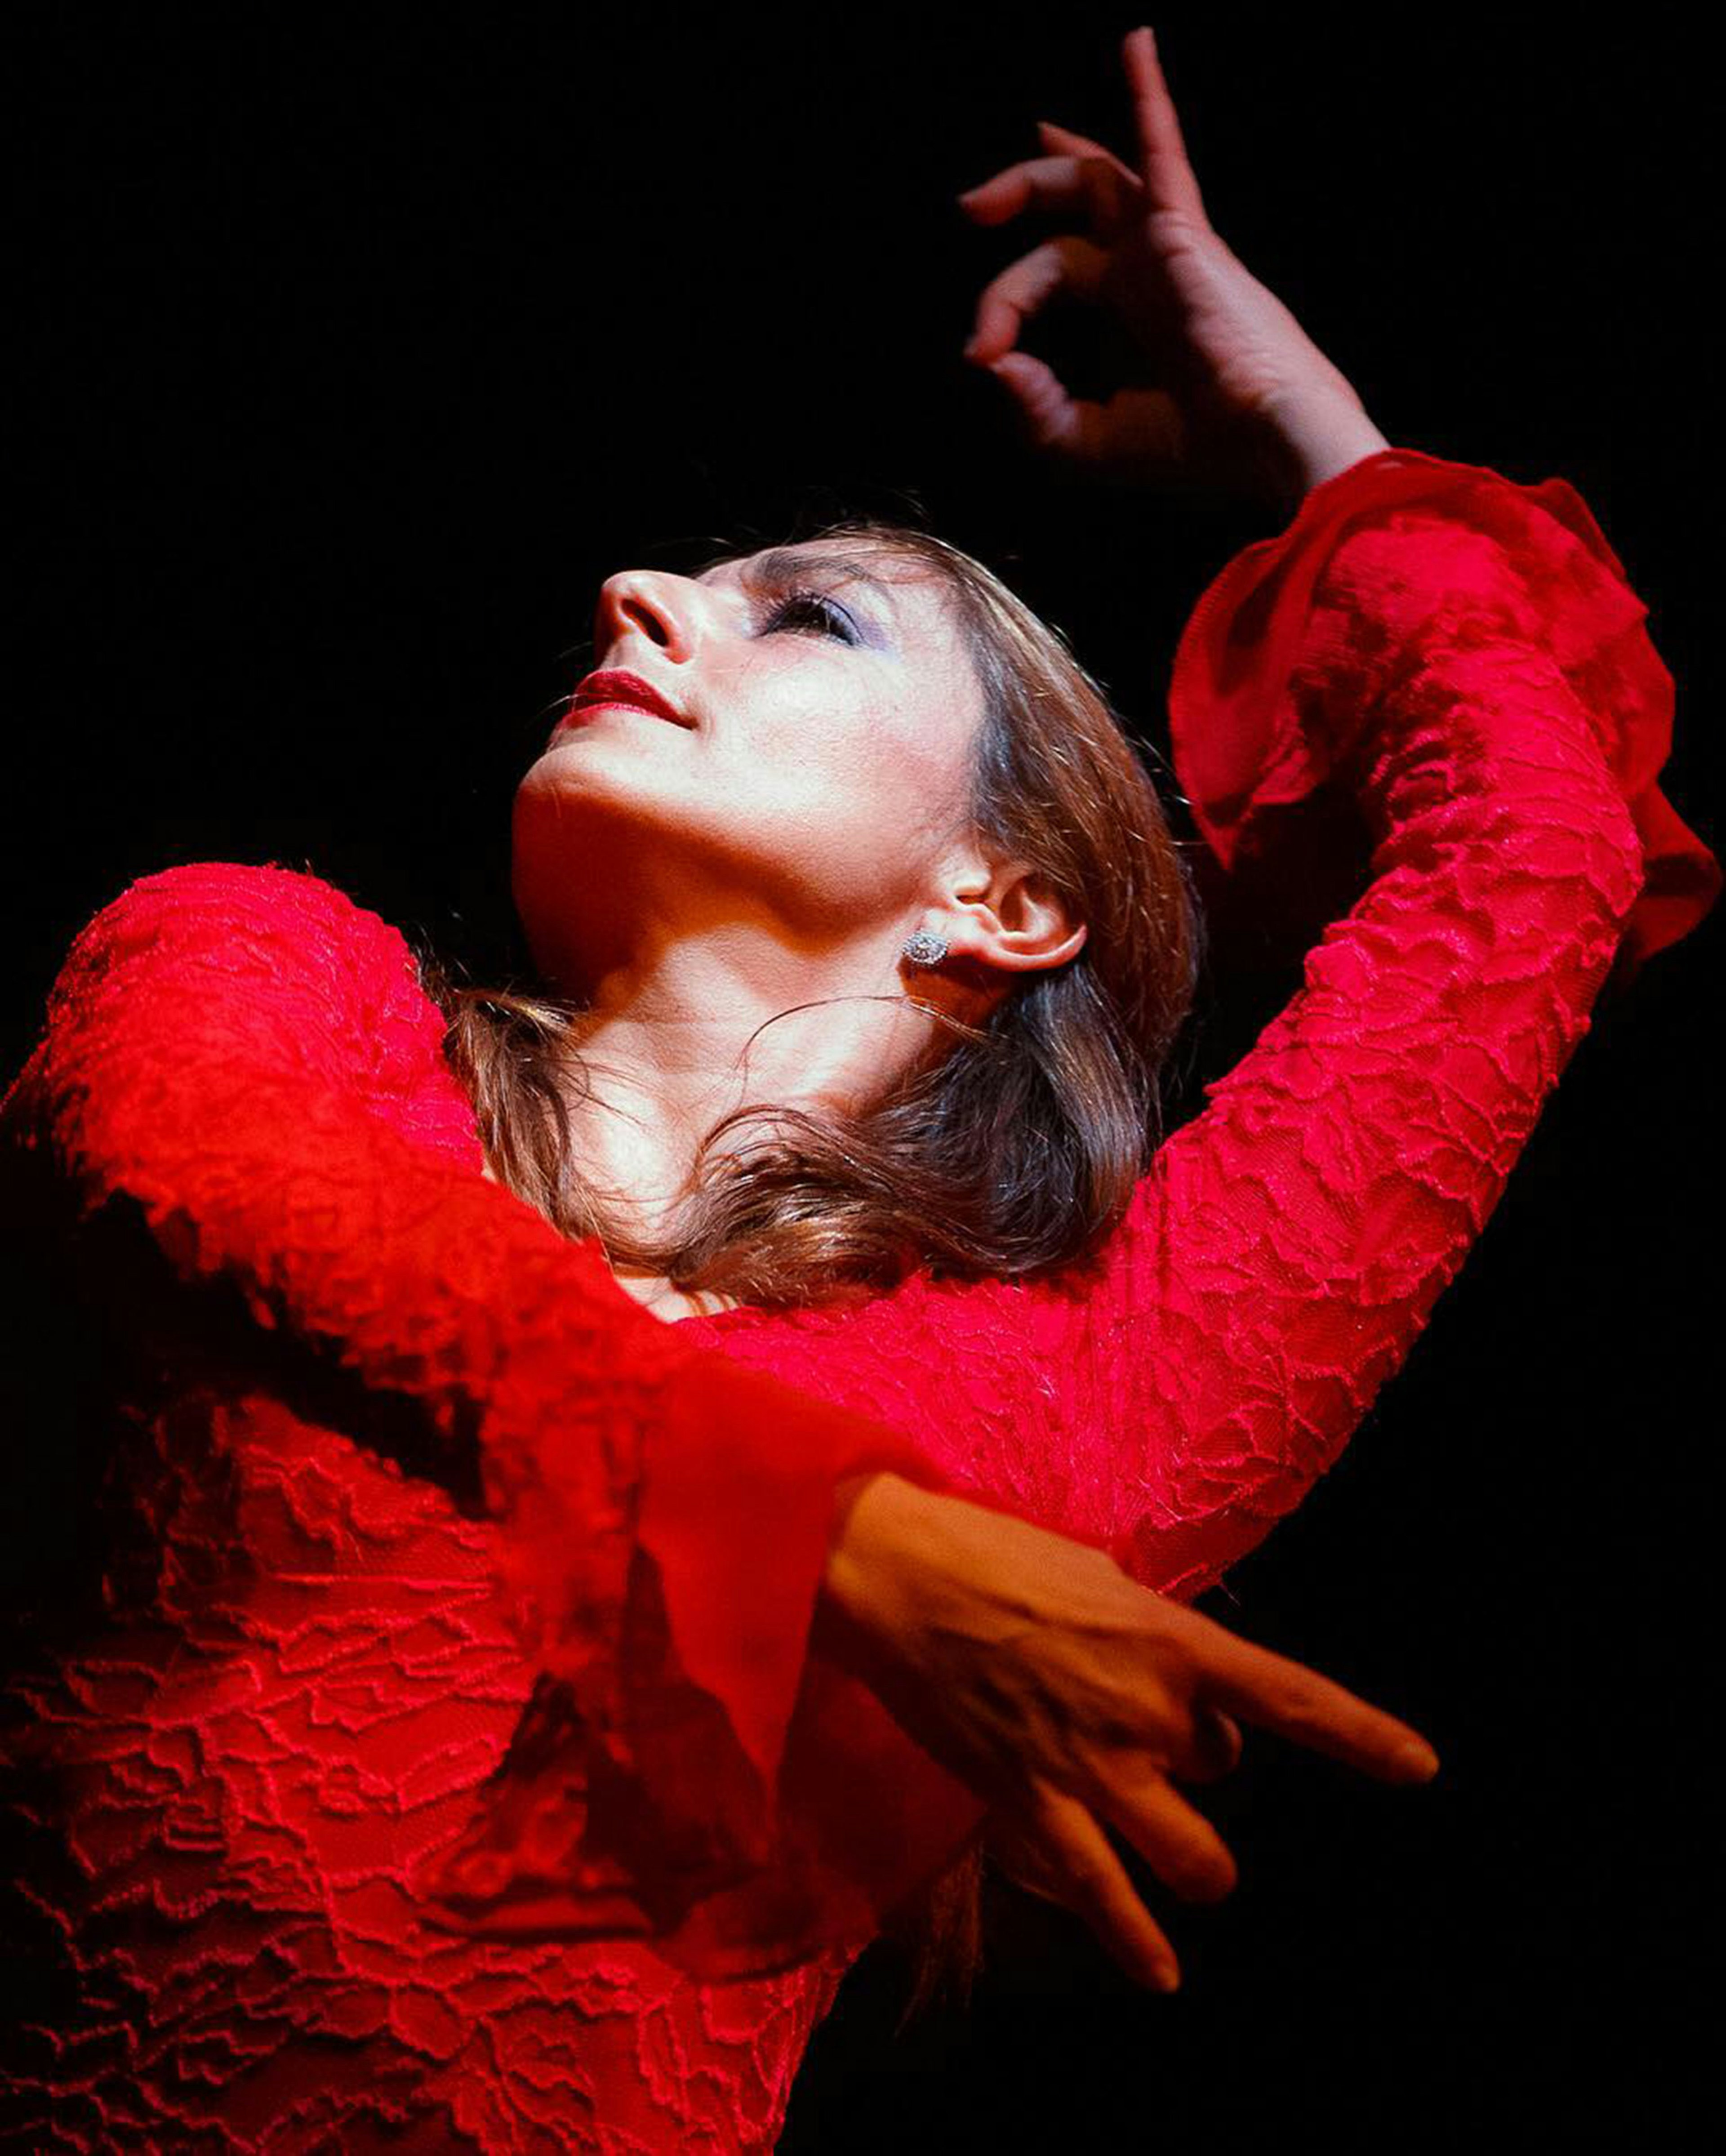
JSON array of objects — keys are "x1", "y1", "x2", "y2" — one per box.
[{"x1": 0, "y1": 449, "x2": 1713, "y2": 2150}]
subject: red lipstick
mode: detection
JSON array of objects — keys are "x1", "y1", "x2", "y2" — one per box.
[{"x1": 560, "y1": 668, "x2": 690, "y2": 729}]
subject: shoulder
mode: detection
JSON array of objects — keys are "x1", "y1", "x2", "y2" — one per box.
[
  {"x1": 40, "y1": 860, "x2": 440, "y2": 1069},
  {"x1": 96, "y1": 857, "x2": 387, "y2": 934},
  {"x1": 69, "y1": 858, "x2": 411, "y2": 977}
]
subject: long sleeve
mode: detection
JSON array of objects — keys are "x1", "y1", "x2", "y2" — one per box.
[
  {"x1": 1077, "y1": 448, "x2": 1719, "y2": 1600},
  {"x1": 0, "y1": 862, "x2": 996, "y2": 1980}
]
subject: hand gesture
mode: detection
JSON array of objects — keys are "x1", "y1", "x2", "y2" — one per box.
[
  {"x1": 956, "y1": 26, "x2": 1388, "y2": 505},
  {"x1": 817, "y1": 1472, "x2": 1439, "y2": 1993}
]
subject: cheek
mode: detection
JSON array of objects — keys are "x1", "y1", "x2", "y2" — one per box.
[
  {"x1": 796, "y1": 722, "x2": 962, "y2": 853},
  {"x1": 789, "y1": 686, "x2": 968, "y2": 810},
  {"x1": 720, "y1": 735, "x2": 949, "y2": 909}
]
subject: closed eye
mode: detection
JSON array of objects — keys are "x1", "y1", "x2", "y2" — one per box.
[{"x1": 761, "y1": 588, "x2": 860, "y2": 644}]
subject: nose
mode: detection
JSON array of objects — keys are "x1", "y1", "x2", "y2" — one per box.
[{"x1": 594, "y1": 569, "x2": 698, "y2": 665}]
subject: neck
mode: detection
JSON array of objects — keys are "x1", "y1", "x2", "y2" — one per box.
[{"x1": 548, "y1": 920, "x2": 963, "y2": 1240}]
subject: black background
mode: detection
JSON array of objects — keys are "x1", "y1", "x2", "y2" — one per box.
[{"x1": 11, "y1": 7, "x2": 1719, "y2": 2147}]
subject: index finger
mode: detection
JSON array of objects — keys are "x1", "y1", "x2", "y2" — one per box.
[
  {"x1": 1189, "y1": 1623, "x2": 1441, "y2": 1785},
  {"x1": 1121, "y1": 26, "x2": 1210, "y2": 227},
  {"x1": 957, "y1": 152, "x2": 1124, "y2": 232}
]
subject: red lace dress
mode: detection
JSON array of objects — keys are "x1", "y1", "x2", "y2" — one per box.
[{"x1": 0, "y1": 449, "x2": 1715, "y2": 2152}]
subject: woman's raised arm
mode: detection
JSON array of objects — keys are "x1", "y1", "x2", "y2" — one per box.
[
  {"x1": 1080, "y1": 449, "x2": 1718, "y2": 1599},
  {"x1": 952, "y1": 30, "x2": 1718, "y2": 1595}
]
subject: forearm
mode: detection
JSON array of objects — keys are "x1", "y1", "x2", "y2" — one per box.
[
  {"x1": 8, "y1": 862, "x2": 977, "y2": 1958},
  {"x1": 1068, "y1": 448, "x2": 1720, "y2": 1601}
]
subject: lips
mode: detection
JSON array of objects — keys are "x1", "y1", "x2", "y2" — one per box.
[{"x1": 561, "y1": 668, "x2": 690, "y2": 729}]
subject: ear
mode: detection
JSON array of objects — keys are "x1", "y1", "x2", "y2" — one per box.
[{"x1": 934, "y1": 858, "x2": 1088, "y2": 976}]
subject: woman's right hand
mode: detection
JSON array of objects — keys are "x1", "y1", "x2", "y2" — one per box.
[
  {"x1": 955, "y1": 26, "x2": 1388, "y2": 506},
  {"x1": 814, "y1": 1471, "x2": 1439, "y2": 1994}
]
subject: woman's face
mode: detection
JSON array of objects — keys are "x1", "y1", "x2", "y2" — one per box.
[{"x1": 512, "y1": 538, "x2": 990, "y2": 987}]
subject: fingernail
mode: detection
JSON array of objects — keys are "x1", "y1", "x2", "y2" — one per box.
[
  {"x1": 1154, "y1": 1961, "x2": 1181, "y2": 1994},
  {"x1": 1392, "y1": 1742, "x2": 1440, "y2": 1782}
]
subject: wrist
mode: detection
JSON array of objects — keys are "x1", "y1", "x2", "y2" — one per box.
[
  {"x1": 815, "y1": 1470, "x2": 928, "y2": 1677},
  {"x1": 1284, "y1": 401, "x2": 1396, "y2": 500},
  {"x1": 1263, "y1": 395, "x2": 1392, "y2": 508}
]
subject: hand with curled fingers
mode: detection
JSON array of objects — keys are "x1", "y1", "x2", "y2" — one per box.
[
  {"x1": 956, "y1": 25, "x2": 1390, "y2": 506},
  {"x1": 815, "y1": 1471, "x2": 1439, "y2": 1994}
]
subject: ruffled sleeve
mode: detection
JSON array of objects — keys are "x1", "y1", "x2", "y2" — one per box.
[
  {"x1": 0, "y1": 861, "x2": 996, "y2": 1982},
  {"x1": 1063, "y1": 447, "x2": 1718, "y2": 1602},
  {"x1": 1170, "y1": 445, "x2": 1720, "y2": 981}
]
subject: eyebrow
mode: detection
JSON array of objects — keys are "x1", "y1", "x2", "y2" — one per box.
[{"x1": 707, "y1": 546, "x2": 902, "y2": 619}]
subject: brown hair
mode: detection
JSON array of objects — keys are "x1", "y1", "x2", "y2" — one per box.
[{"x1": 411, "y1": 512, "x2": 1204, "y2": 2020}]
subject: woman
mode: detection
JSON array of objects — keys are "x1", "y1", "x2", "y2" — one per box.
[{"x1": 1, "y1": 24, "x2": 1716, "y2": 2152}]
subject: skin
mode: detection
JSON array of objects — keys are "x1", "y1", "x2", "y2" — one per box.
[
  {"x1": 825, "y1": 26, "x2": 1419, "y2": 1993},
  {"x1": 509, "y1": 538, "x2": 1085, "y2": 1302},
  {"x1": 811, "y1": 27, "x2": 1415, "y2": 1990},
  {"x1": 511, "y1": 25, "x2": 1434, "y2": 1991}
]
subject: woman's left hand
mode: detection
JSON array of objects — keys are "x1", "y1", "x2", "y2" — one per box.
[{"x1": 956, "y1": 26, "x2": 1389, "y2": 507}]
